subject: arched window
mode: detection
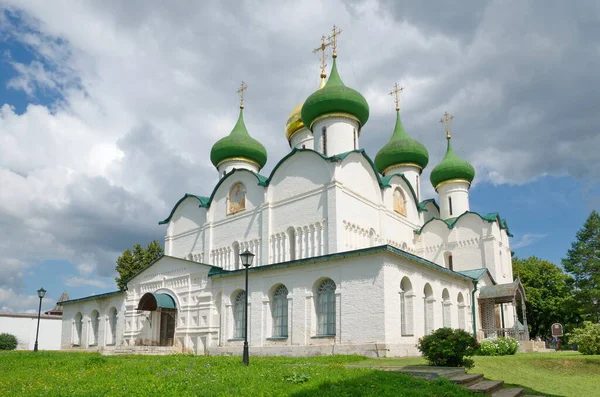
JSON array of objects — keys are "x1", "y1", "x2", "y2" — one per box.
[
  {"x1": 393, "y1": 188, "x2": 407, "y2": 216},
  {"x1": 457, "y1": 292, "x2": 466, "y2": 330},
  {"x1": 74, "y1": 312, "x2": 83, "y2": 345},
  {"x1": 316, "y1": 279, "x2": 336, "y2": 335},
  {"x1": 442, "y1": 289, "x2": 451, "y2": 328},
  {"x1": 90, "y1": 310, "x2": 100, "y2": 345},
  {"x1": 228, "y1": 182, "x2": 246, "y2": 215},
  {"x1": 322, "y1": 127, "x2": 328, "y2": 156},
  {"x1": 400, "y1": 277, "x2": 413, "y2": 336},
  {"x1": 233, "y1": 291, "x2": 246, "y2": 339},
  {"x1": 423, "y1": 284, "x2": 434, "y2": 335},
  {"x1": 108, "y1": 307, "x2": 118, "y2": 345},
  {"x1": 272, "y1": 285, "x2": 289, "y2": 337}
]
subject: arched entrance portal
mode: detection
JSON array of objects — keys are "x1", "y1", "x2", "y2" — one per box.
[{"x1": 137, "y1": 293, "x2": 177, "y2": 346}]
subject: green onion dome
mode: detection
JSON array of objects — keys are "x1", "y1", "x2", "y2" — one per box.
[
  {"x1": 374, "y1": 110, "x2": 429, "y2": 174},
  {"x1": 430, "y1": 138, "x2": 475, "y2": 189},
  {"x1": 301, "y1": 58, "x2": 369, "y2": 130},
  {"x1": 210, "y1": 108, "x2": 267, "y2": 170}
]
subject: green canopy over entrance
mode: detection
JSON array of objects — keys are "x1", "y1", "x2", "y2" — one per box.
[{"x1": 137, "y1": 293, "x2": 176, "y2": 311}]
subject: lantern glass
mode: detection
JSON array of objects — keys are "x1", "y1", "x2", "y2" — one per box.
[{"x1": 239, "y1": 250, "x2": 255, "y2": 267}]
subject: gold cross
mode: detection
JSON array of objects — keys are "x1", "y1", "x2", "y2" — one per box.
[
  {"x1": 389, "y1": 83, "x2": 404, "y2": 111},
  {"x1": 313, "y1": 35, "x2": 331, "y2": 79},
  {"x1": 237, "y1": 81, "x2": 248, "y2": 109},
  {"x1": 327, "y1": 25, "x2": 342, "y2": 58},
  {"x1": 440, "y1": 111, "x2": 454, "y2": 139}
]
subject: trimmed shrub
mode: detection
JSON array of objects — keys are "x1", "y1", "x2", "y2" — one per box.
[
  {"x1": 567, "y1": 321, "x2": 600, "y2": 355},
  {"x1": 417, "y1": 328, "x2": 479, "y2": 369},
  {"x1": 477, "y1": 337, "x2": 519, "y2": 356},
  {"x1": 0, "y1": 333, "x2": 18, "y2": 350}
]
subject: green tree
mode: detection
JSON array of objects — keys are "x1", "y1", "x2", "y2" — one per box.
[
  {"x1": 115, "y1": 240, "x2": 163, "y2": 290},
  {"x1": 562, "y1": 210, "x2": 600, "y2": 321},
  {"x1": 513, "y1": 256, "x2": 579, "y2": 339}
]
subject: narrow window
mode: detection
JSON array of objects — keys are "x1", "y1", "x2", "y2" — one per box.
[
  {"x1": 353, "y1": 128, "x2": 357, "y2": 149},
  {"x1": 316, "y1": 279, "x2": 336, "y2": 335},
  {"x1": 322, "y1": 126, "x2": 327, "y2": 156},
  {"x1": 416, "y1": 175, "x2": 419, "y2": 201},
  {"x1": 233, "y1": 291, "x2": 246, "y2": 338},
  {"x1": 272, "y1": 285, "x2": 289, "y2": 337},
  {"x1": 302, "y1": 144, "x2": 306, "y2": 149},
  {"x1": 448, "y1": 196, "x2": 453, "y2": 216},
  {"x1": 448, "y1": 254, "x2": 453, "y2": 271}
]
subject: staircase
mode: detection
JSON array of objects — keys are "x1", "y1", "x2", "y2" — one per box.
[
  {"x1": 101, "y1": 345, "x2": 180, "y2": 356},
  {"x1": 384, "y1": 366, "x2": 543, "y2": 397}
]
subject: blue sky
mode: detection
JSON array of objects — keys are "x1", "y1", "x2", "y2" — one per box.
[{"x1": 1, "y1": 1, "x2": 599, "y2": 312}]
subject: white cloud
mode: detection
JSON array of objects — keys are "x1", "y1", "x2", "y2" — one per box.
[
  {"x1": 64, "y1": 277, "x2": 109, "y2": 289},
  {"x1": 0, "y1": 0, "x2": 599, "y2": 311},
  {"x1": 512, "y1": 233, "x2": 548, "y2": 249}
]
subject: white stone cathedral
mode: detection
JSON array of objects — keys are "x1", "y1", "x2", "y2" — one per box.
[{"x1": 59, "y1": 31, "x2": 528, "y2": 357}]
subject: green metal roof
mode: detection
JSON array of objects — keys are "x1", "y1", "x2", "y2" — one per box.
[
  {"x1": 210, "y1": 244, "x2": 472, "y2": 282},
  {"x1": 418, "y1": 198, "x2": 439, "y2": 213},
  {"x1": 374, "y1": 110, "x2": 429, "y2": 173},
  {"x1": 414, "y1": 211, "x2": 514, "y2": 237},
  {"x1": 430, "y1": 139, "x2": 475, "y2": 189},
  {"x1": 301, "y1": 58, "x2": 369, "y2": 129},
  {"x1": 210, "y1": 108, "x2": 268, "y2": 169},
  {"x1": 457, "y1": 268, "x2": 489, "y2": 281},
  {"x1": 58, "y1": 290, "x2": 124, "y2": 306},
  {"x1": 159, "y1": 194, "x2": 209, "y2": 225}
]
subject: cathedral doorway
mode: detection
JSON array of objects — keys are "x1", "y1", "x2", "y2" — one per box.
[
  {"x1": 137, "y1": 292, "x2": 178, "y2": 346},
  {"x1": 159, "y1": 310, "x2": 176, "y2": 346}
]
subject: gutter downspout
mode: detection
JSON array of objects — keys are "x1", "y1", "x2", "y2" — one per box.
[{"x1": 471, "y1": 280, "x2": 478, "y2": 337}]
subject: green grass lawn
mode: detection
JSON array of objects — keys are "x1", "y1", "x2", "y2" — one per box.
[
  {"x1": 361, "y1": 351, "x2": 600, "y2": 397},
  {"x1": 0, "y1": 352, "x2": 473, "y2": 397},
  {"x1": 1, "y1": 351, "x2": 597, "y2": 396}
]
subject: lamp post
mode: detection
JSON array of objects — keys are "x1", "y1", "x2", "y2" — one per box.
[
  {"x1": 593, "y1": 297, "x2": 598, "y2": 324},
  {"x1": 239, "y1": 249, "x2": 255, "y2": 366},
  {"x1": 33, "y1": 287, "x2": 46, "y2": 352}
]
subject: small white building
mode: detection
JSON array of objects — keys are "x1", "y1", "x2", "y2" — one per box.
[{"x1": 59, "y1": 49, "x2": 528, "y2": 357}]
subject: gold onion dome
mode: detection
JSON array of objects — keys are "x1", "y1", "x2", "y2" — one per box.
[{"x1": 285, "y1": 78, "x2": 326, "y2": 141}]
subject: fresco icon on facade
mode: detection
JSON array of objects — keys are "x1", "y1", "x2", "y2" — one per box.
[
  {"x1": 228, "y1": 182, "x2": 246, "y2": 214},
  {"x1": 393, "y1": 188, "x2": 407, "y2": 216}
]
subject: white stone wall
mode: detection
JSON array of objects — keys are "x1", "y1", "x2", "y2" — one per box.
[
  {"x1": 313, "y1": 116, "x2": 360, "y2": 156},
  {"x1": 289, "y1": 128, "x2": 314, "y2": 150},
  {"x1": 0, "y1": 314, "x2": 62, "y2": 350},
  {"x1": 437, "y1": 181, "x2": 470, "y2": 219}
]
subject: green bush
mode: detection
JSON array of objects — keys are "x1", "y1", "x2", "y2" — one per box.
[
  {"x1": 0, "y1": 333, "x2": 18, "y2": 350},
  {"x1": 567, "y1": 321, "x2": 600, "y2": 355},
  {"x1": 417, "y1": 328, "x2": 479, "y2": 369},
  {"x1": 477, "y1": 337, "x2": 519, "y2": 356}
]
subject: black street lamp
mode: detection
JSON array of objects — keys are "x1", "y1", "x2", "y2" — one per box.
[
  {"x1": 239, "y1": 249, "x2": 255, "y2": 366},
  {"x1": 33, "y1": 287, "x2": 46, "y2": 352},
  {"x1": 593, "y1": 297, "x2": 598, "y2": 324}
]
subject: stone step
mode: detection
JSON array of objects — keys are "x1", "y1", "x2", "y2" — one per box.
[
  {"x1": 491, "y1": 388, "x2": 525, "y2": 397},
  {"x1": 448, "y1": 373, "x2": 484, "y2": 386},
  {"x1": 468, "y1": 380, "x2": 504, "y2": 395}
]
